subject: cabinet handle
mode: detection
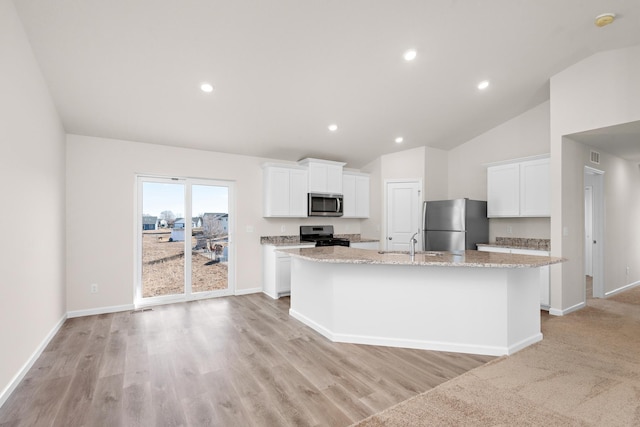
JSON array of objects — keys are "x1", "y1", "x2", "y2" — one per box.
[{"x1": 388, "y1": 237, "x2": 392, "y2": 240}]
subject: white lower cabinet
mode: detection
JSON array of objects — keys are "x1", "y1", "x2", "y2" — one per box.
[
  {"x1": 350, "y1": 241, "x2": 379, "y2": 250},
  {"x1": 477, "y1": 245, "x2": 550, "y2": 310},
  {"x1": 263, "y1": 244, "x2": 314, "y2": 299}
]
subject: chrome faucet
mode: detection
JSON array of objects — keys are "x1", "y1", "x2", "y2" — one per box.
[{"x1": 409, "y1": 230, "x2": 419, "y2": 259}]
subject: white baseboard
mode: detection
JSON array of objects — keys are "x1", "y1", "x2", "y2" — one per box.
[
  {"x1": 507, "y1": 333, "x2": 544, "y2": 355},
  {"x1": 0, "y1": 313, "x2": 67, "y2": 408},
  {"x1": 235, "y1": 287, "x2": 262, "y2": 296},
  {"x1": 549, "y1": 301, "x2": 586, "y2": 316},
  {"x1": 605, "y1": 280, "x2": 640, "y2": 297},
  {"x1": 289, "y1": 308, "x2": 525, "y2": 357},
  {"x1": 67, "y1": 304, "x2": 135, "y2": 318}
]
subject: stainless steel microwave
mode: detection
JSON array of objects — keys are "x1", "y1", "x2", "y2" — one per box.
[{"x1": 308, "y1": 193, "x2": 343, "y2": 217}]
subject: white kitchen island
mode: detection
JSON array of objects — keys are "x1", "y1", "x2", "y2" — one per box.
[{"x1": 282, "y1": 247, "x2": 564, "y2": 356}]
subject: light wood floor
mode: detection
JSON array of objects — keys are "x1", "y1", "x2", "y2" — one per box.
[{"x1": 0, "y1": 294, "x2": 493, "y2": 426}]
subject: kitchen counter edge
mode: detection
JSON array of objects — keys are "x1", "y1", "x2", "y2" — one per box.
[{"x1": 279, "y1": 246, "x2": 565, "y2": 268}]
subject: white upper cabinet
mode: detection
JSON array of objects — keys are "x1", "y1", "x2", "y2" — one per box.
[
  {"x1": 519, "y1": 158, "x2": 550, "y2": 216},
  {"x1": 342, "y1": 172, "x2": 370, "y2": 218},
  {"x1": 487, "y1": 163, "x2": 520, "y2": 217},
  {"x1": 298, "y1": 158, "x2": 345, "y2": 194},
  {"x1": 263, "y1": 164, "x2": 308, "y2": 217},
  {"x1": 487, "y1": 156, "x2": 550, "y2": 218}
]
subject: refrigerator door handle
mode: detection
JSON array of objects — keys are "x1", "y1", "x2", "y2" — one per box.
[{"x1": 421, "y1": 201, "x2": 428, "y2": 250}]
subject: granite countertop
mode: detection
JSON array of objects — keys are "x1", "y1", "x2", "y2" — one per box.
[
  {"x1": 261, "y1": 234, "x2": 379, "y2": 246},
  {"x1": 478, "y1": 237, "x2": 551, "y2": 251},
  {"x1": 477, "y1": 243, "x2": 551, "y2": 252},
  {"x1": 280, "y1": 246, "x2": 564, "y2": 268}
]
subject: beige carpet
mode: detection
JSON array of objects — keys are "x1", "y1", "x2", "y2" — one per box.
[{"x1": 354, "y1": 285, "x2": 640, "y2": 426}]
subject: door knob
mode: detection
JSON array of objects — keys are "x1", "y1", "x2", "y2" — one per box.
[
  {"x1": 388, "y1": 237, "x2": 392, "y2": 240},
  {"x1": 593, "y1": 240, "x2": 596, "y2": 244}
]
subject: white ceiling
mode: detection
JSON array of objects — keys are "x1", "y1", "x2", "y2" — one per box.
[
  {"x1": 569, "y1": 120, "x2": 640, "y2": 162},
  {"x1": 13, "y1": 0, "x2": 640, "y2": 168}
]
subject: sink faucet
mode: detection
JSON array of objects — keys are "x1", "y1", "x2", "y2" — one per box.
[{"x1": 409, "y1": 230, "x2": 419, "y2": 259}]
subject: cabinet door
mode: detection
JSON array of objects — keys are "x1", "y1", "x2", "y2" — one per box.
[
  {"x1": 477, "y1": 246, "x2": 512, "y2": 254},
  {"x1": 511, "y1": 248, "x2": 550, "y2": 308},
  {"x1": 350, "y1": 241, "x2": 379, "y2": 250},
  {"x1": 264, "y1": 168, "x2": 290, "y2": 216},
  {"x1": 520, "y1": 158, "x2": 550, "y2": 217},
  {"x1": 342, "y1": 174, "x2": 356, "y2": 217},
  {"x1": 289, "y1": 169, "x2": 309, "y2": 216},
  {"x1": 308, "y1": 163, "x2": 327, "y2": 193},
  {"x1": 487, "y1": 164, "x2": 520, "y2": 217},
  {"x1": 355, "y1": 175, "x2": 370, "y2": 218},
  {"x1": 327, "y1": 165, "x2": 343, "y2": 194},
  {"x1": 275, "y1": 254, "x2": 292, "y2": 296}
]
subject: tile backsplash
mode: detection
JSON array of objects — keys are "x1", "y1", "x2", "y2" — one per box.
[{"x1": 495, "y1": 237, "x2": 550, "y2": 251}]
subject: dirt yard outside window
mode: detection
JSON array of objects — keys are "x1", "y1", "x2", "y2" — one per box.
[{"x1": 142, "y1": 231, "x2": 228, "y2": 297}]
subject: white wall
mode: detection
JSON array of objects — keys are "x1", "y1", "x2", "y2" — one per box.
[
  {"x1": 66, "y1": 135, "x2": 363, "y2": 312},
  {"x1": 591, "y1": 146, "x2": 640, "y2": 293},
  {"x1": 447, "y1": 101, "x2": 551, "y2": 241},
  {"x1": 370, "y1": 147, "x2": 426, "y2": 243},
  {"x1": 360, "y1": 157, "x2": 382, "y2": 240},
  {"x1": 380, "y1": 146, "x2": 426, "y2": 182},
  {"x1": 563, "y1": 138, "x2": 640, "y2": 294},
  {"x1": 365, "y1": 102, "x2": 550, "y2": 244},
  {"x1": 550, "y1": 44, "x2": 640, "y2": 312},
  {"x1": 0, "y1": 0, "x2": 66, "y2": 403},
  {"x1": 424, "y1": 147, "x2": 449, "y2": 201}
]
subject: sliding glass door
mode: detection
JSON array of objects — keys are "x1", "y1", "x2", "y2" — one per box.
[{"x1": 137, "y1": 176, "x2": 234, "y2": 305}]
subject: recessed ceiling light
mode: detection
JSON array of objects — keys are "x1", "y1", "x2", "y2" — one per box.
[
  {"x1": 403, "y1": 49, "x2": 417, "y2": 61},
  {"x1": 477, "y1": 80, "x2": 490, "y2": 90},
  {"x1": 395, "y1": 137, "x2": 404, "y2": 144},
  {"x1": 200, "y1": 83, "x2": 214, "y2": 93},
  {"x1": 328, "y1": 124, "x2": 338, "y2": 132}
]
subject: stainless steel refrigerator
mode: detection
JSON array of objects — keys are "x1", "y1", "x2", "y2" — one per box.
[{"x1": 422, "y1": 199, "x2": 488, "y2": 252}]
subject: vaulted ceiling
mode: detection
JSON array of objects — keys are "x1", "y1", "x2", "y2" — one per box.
[{"x1": 14, "y1": 0, "x2": 640, "y2": 168}]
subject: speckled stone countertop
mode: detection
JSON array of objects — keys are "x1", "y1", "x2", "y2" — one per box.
[
  {"x1": 477, "y1": 237, "x2": 551, "y2": 251},
  {"x1": 261, "y1": 234, "x2": 379, "y2": 246},
  {"x1": 280, "y1": 246, "x2": 564, "y2": 268}
]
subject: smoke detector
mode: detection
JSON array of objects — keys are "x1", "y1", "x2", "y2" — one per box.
[{"x1": 594, "y1": 13, "x2": 616, "y2": 27}]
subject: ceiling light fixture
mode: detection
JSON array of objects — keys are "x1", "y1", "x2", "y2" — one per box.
[
  {"x1": 403, "y1": 49, "x2": 417, "y2": 61},
  {"x1": 200, "y1": 83, "x2": 214, "y2": 93},
  {"x1": 328, "y1": 124, "x2": 338, "y2": 132},
  {"x1": 477, "y1": 80, "x2": 490, "y2": 90},
  {"x1": 395, "y1": 137, "x2": 404, "y2": 144},
  {"x1": 594, "y1": 13, "x2": 616, "y2": 27}
]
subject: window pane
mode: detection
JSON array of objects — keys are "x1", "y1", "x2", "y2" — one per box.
[{"x1": 191, "y1": 185, "x2": 229, "y2": 293}]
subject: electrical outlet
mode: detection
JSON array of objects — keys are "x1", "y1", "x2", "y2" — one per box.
[
  {"x1": 90, "y1": 283, "x2": 99, "y2": 294},
  {"x1": 506, "y1": 226, "x2": 513, "y2": 234},
  {"x1": 627, "y1": 266, "x2": 630, "y2": 276},
  {"x1": 280, "y1": 225, "x2": 286, "y2": 233},
  {"x1": 245, "y1": 225, "x2": 254, "y2": 233}
]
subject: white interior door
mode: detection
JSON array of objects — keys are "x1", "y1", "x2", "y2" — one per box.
[
  {"x1": 584, "y1": 185, "x2": 593, "y2": 276},
  {"x1": 584, "y1": 167, "x2": 604, "y2": 299},
  {"x1": 385, "y1": 181, "x2": 422, "y2": 251}
]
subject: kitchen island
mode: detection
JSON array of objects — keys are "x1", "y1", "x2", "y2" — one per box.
[{"x1": 281, "y1": 246, "x2": 564, "y2": 356}]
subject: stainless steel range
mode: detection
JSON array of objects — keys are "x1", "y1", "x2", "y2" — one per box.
[{"x1": 300, "y1": 225, "x2": 350, "y2": 247}]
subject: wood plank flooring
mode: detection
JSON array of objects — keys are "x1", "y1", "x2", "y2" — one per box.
[{"x1": 0, "y1": 294, "x2": 493, "y2": 426}]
